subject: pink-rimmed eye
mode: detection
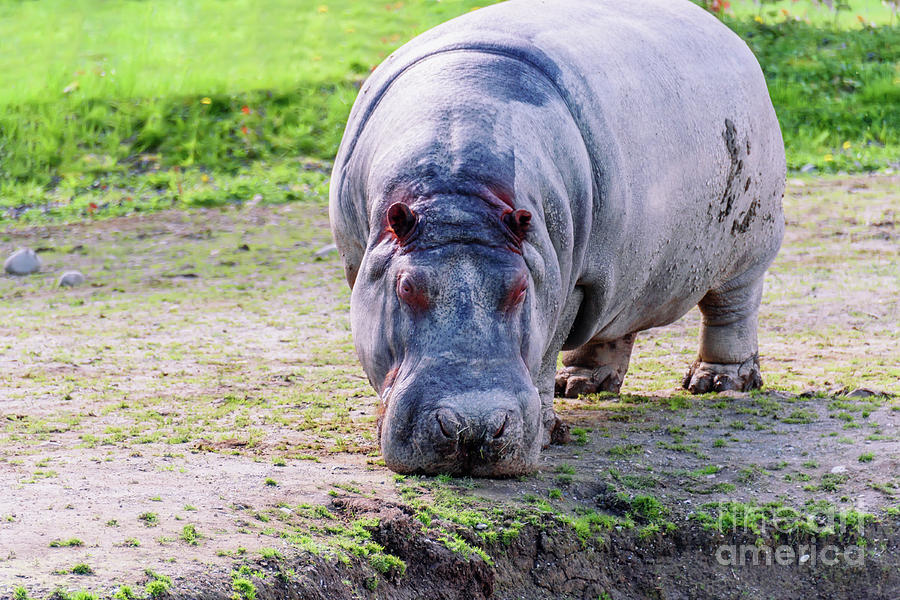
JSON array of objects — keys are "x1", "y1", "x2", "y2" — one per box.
[
  {"x1": 502, "y1": 278, "x2": 528, "y2": 312},
  {"x1": 397, "y1": 273, "x2": 428, "y2": 311},
  {"x1": 514, "y1": 286, "x2": 527, "y2": 305}
]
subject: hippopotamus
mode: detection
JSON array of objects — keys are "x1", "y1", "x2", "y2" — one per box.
[{"x1": 329, "y1": 0, "x2": 785, "y2": 476}]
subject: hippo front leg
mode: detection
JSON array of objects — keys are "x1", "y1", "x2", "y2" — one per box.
[
  {"x1": 536, "y1": 287, "x2": 587, "y2": 448},
  {"x1": 684, "y1": 272, "x2": 765, "y2": 393},
  {"x1": 554, "y1": 333, "x2": 637, "y2": 398},
  {"x1": 538, "y1": 350, "x2": 571, "y2": 447}
]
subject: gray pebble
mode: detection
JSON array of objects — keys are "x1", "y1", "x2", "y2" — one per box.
[
  {"x1": 4, "y1": 248, "x2": 41, "y2": 275},
  {"x1": 314, "y1": 243, "x2": 338, "y2": 260},
  {"x1": 58, "y1": 271, "x2": 86, "y2": 287}
]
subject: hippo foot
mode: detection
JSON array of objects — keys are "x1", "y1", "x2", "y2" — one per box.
[
  {"x1": 554, "y1": 365, "x2": 623, "y2": 398},
  {"x1": 683, "y1": 354, "x2": 762, "y2": 394}
]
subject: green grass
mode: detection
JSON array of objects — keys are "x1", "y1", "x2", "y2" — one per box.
[
  {"x1": 231, "y1": 574, "x2": 257, "y2": 600},
  {"x1": 0, "y1": 0, "x2": 484, "y2": 105},
  {"x1": 728, "y1": 15, "x2": 899, "y2": 173},
  {"x1": 70, "y1": 562, "x2": 94, "y2": 575},
  {"x1": 138, "y1": 512, "x2": 159, "y2": 527},
  {"x1": 714, "y1": 0, "x2": 898, "y2": 26},
  {"x1": 113, "y1": 587, "x2": 136, "y2": 600},
  {"x1": 690, "y1": 500, "x2": 877, "y2": 538},
  {"x1": 49, "y1": 537, "x2": 85, "y2": 547},
  {"x1": 143, "y1": 570, "x2": 172, "y2": 599},
  {"x1": 180, "y1": 524, "x2": 201, "y2": 545},
  {"x1": 0, "y1": 0, "x2": 897, "y2": 224},
  {"x1": 0, "y1": 0, "x2": 482, "y2": 201}
]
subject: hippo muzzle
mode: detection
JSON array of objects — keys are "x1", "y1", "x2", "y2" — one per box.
[{"x1": 379, "y1": 358, "x2": 542, "y2": 476}]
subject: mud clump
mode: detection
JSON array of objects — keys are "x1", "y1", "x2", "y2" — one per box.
[{"x1": 335, "y1": 497, "x2": 495, "y2": 600}]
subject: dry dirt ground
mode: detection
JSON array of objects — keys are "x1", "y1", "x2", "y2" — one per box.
[{"x1": 0, "y1": 175, "x2": 898, "y2": 600}]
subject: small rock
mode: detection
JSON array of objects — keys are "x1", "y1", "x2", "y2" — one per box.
[
  {"x1": 474, "y1": 523, "x2": 488, "y2": 530},
  {"x1": 830, "y1": 465, "x2": 847, "y2": 474},
  {"x1": 58, "y1": 271, "x2": 86, "y2": 287},
  {"x1": 799, "y1": 554, "x2": 810, "y2": 564},
  {"x1": 800, "y1": 164, "x2": 817, "y2": 173},
  {"x1": 314, "y1": 243, "x2": 338, "y2": 260},
  {"x1": 4, "y1": 248, "x2": 41, "y2": 275}
]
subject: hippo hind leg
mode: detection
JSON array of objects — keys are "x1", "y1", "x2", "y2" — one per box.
[
  {"x1": 554, "y1": 333, "x2": 637, "y2": 398},
  {"x1": 684, "y1": 271, "x2": 765, "y2": 393}
]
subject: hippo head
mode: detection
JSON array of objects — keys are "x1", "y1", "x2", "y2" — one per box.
[{"x1": 349, "y1": 191, "x2": 544, "y2": 476}]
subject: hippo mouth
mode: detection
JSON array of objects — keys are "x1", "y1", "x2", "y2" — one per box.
[{"x1": 376, "y1": 379, "x2": 542, "y2": 477}]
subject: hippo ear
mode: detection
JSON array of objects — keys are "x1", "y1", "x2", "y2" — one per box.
[
  {"x1": 502, "y1": 209, "x2": 531, "y2": 243},
  {"x1": 387, "y1": 202, "x2": 417, "y2": 242}
]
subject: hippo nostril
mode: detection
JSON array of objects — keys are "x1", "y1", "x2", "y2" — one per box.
[
  {"x1": 436, "y1": 409, "x2": 458, "y2": 439},
  {"x1": 492, "y1": 413, "x2": 509, "y2": 439}
]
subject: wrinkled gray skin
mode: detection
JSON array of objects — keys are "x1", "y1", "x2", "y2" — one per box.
[{"x1": 329, "y1": 0, "x2": 785, "y2": 476}]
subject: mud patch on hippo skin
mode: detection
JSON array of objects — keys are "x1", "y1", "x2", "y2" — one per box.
[
  {"x1": 731, "y1": 195, "x2": 760, "y2": 235},
  {"x1": 717, "y1": 118, "x2": 744, "y2": 223},
  {"x1": 718, "y1": 117, "x2": 768, "y2": 236}
]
